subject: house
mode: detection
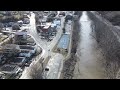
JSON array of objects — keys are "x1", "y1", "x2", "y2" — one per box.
[
  {"x1": 53, "y1": 19, "x2": 61, "y2": 26},
  {"x1": 15, "y1": 32, "x2": 27, "y2": 40},
  {"x1": 42, "y1": 24, "x2": 51, "y2": 32},
  {"x1": 23, "y1": 18, "x2": 30, "y2": 24},
  {"x1": 12, "y1": 23, "x2": 20, "y2": 30},
  {"x1": 19, "y1": 50, "x2": 32, "y2": 58},
  {"x1": 2, "y1": 44, "x2": 21, "y2": 57},
  {"x1": 9, "y1": 57, "x2": 26, "y2": 66},
  {"x1": 0, "y1": 64, "x2": 22, "y2": 76},
  {"x1": 19, "y1": 45, "x2": 36, "y2": 54},
  {"x1": 14, "y1": 32, "x2": 27, "y2": 44}
]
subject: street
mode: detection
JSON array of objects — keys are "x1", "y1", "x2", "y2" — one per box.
[
  {"x1": 42, "y1": 53, "x2": 64, "y2": 79},
  {"x1": 20, "y1": 12, "x2": 66, "y2": 79}
]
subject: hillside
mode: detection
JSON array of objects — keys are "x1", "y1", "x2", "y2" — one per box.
[{"x1": 97, "y1": 11, "x2": 120, "y2": 26}]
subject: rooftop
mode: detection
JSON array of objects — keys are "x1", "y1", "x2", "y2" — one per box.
[
  {"x1": 57, "y1": 34, "x2": 70, "y2": 49},
  {"x1": 15, "y1": 32, "x2": 27, "y2": 35},
  {"x1": 20, "y1": 50, "x2": 30, "y2": 53},
  {"x1": 3, "y1": 44, "x2": 20, "y2": 50},
  {"x1": 10, "y1": 57, "x2": 26, "y2": 63},
  {"x1": 0, "y1": 64, "x2": 19, "y2": 72},
  {"x1": 19, "y1": 45, "x2": 34, "y2": 50},
  {"x1": 43, "y1": 25, "x2": 51, "y2": 29}
]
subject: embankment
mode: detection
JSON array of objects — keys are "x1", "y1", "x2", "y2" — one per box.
[
  {"x1": 87, "y1": 11, "x2": 120, "y2": 78},
  {"x1": 61, "y1": 12, "x2": 82, "y2": 79}
]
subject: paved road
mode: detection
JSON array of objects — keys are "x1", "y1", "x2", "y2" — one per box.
[
  {"x1": 73, "y1": 11, "x2": 107, "y2": 79},
  {"x1": 20, "y1": 12, "x2": 66, "y2": 79},
  {"x1": 42, "y1": 53, "x2": 64, "y2": 79},
  {"x1": 29, "y1": 12, "x2": 65, "y2": 52}
]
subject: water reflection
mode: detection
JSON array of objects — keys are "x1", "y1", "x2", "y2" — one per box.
[{"x1": 73, "y1": 11, "x2": 106, "y2": 79}]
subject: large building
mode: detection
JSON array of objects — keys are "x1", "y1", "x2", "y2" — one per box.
[{"x1": 57, "y1": 34, "x2": 70, "y2": 54}]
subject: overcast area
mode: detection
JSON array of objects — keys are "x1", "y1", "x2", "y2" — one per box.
[{"x1": 0, "y1": 11, "x2": 120, "y2": 79}]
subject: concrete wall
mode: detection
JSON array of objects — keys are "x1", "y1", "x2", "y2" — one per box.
[{"x1": 87, "y1": 11, "x2": 120, "y2": 78}]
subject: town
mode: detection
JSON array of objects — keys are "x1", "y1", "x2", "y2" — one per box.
[
  {"x1": 0, "y1": 11, "x2": 75, "y2": 79},
  {"x1": 0, "y1": 11, "x2": 120, "y2": 79}
]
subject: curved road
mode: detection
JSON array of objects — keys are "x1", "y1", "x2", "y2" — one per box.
[{"x1": 20, "y1": 12, "x2": 65, "y2": 79}]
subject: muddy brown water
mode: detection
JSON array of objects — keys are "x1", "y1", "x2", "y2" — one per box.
[{"x1": 73, "y1": 11, "x2": 107, "y2": 79}]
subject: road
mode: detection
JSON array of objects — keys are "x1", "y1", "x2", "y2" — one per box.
[
  {"x1": 42, "y1": 53, "x2": 64, "y2": 79},
  {"x1": 73, "y1": 11, "x2": 107, "y2": 79},
  {"x1": 20, "y1": 12, "x2": 65, "y2": 79}
]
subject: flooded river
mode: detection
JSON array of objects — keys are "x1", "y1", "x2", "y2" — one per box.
[{"x1": 73, "y1": 11, "x2": 107, "y2": 79}]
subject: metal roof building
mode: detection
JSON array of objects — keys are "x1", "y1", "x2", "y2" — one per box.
[{"x1": 57, "y1": 34, "x2": 70, "y2": 50}]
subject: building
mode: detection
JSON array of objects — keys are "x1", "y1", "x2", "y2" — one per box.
[
  {"x1": 19, "y1": 45, "x2": 36, "y2": 54},
  {"x1": 12, "y1": 23, "x2": 20, "y2": 30},
  {"x1": 14, "y1": 32, "x2": 27, "y2": 44},
  {"x1": 2, "y1": 44, "x2": 21, "y2": 57},
  {"x1": 53, "y1": 19, "x2": 61, "y2": 26},
  {"x1": 9, "y1": 57, "x2": 26, "y2": 66},
  {"x1": 57, "y1": 34, "x2": 70, "y2": 54},
  {"x1": 19, "y1": 50, "x2": 32, "y2": 58},
  {"x1": 42, "y1": 24, "x2": 51, "y2": 32},
  {"x1": 0, "y1": 64, "x2": 22, "y2": 76},
  {"x1": 0, "y1": 54, "x2": 5, "y2": 64}
]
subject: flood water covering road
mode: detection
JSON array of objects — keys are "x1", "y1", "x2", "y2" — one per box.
[{"x1": 73, "y1": 11, "x2": 107, "y2": 79}]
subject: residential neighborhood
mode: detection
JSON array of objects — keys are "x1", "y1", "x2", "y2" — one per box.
[{"x1": 0, "y1": 11, "x2": 120, "y2": 79}]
